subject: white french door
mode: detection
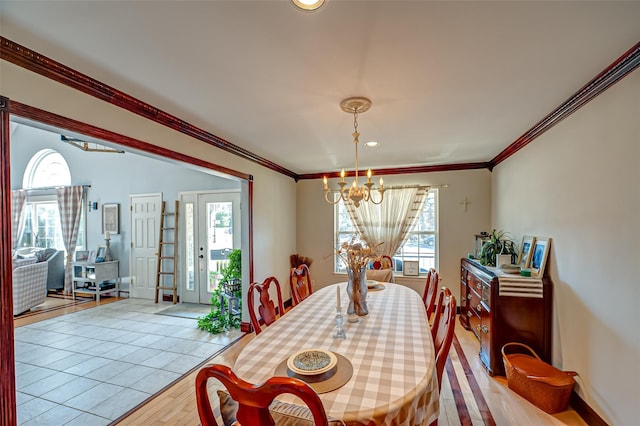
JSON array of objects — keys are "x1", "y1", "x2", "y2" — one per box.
[
  {"x1": 129, "y1": 193, "x2": 162, "y2": 299},
  {"x1": 180, "y1": 191, "x2": 240, "y2": 304}
]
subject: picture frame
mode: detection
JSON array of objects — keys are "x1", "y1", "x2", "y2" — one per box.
[
  {"x1": 517, "y1": 236, "x2": 536, "y2": 269},
  {"x1": 96, "y1": 246, "x2": 107, "y2": 262},
  {"x1": 404, "y1": 260, "x2": 420, "y2": 276},
  {"x1": 530, "y1": 237, "x2": 551, "y2": 278},
  {"x1": 102, "y1": 203, "x2": 120, "y2": 234},
  {"x1": 75, "y1": 250, "x2": 89, "y2": 262},
  {"x1": 87, "y1": 250, "x2": 97, "y2": 264}
]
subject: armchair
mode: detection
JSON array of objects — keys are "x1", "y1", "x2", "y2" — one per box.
[{"x1": 13, "y1": 261, "x2": 48, "y2": 316}]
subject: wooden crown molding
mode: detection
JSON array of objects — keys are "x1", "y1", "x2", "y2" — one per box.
[
  {"x1": 2, "y1": 36, "x2": 638, "y2": 180},
  {"x1": 0, "y1": 36, "x2": 297, "y2": 180},
  {"x1": 298, "y1": 162, "x2": 490, "y2": 180},
  {"x1": 489, "y1": 41, "x2": 640, "y2": 169},
  {"x1": 9, "y1": 101, "x2": 252, "y2": 181}
]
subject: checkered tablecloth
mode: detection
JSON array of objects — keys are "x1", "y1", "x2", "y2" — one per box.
[{"x1": 234, "y1": 283, "x2": 440, "y2": 425}]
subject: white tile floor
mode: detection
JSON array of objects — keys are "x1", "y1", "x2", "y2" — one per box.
[{"x1": 14, "y1": 299, "x2": 241, "y2": 425}]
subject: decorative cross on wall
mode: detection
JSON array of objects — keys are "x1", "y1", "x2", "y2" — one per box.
[{"x1": 460, "y1": 197, "x2": 471, "y2": 212}]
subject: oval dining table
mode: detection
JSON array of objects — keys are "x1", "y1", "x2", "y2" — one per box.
[{"x1": 233, "y1": 282, "x2": 440, "y2": 425}]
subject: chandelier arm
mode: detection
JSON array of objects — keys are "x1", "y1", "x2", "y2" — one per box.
[
  {"x1": 368, "y1": 190, "x2": 385, "y2": 205},
  {"x1": 324, "y1": 190, "x2": 343, "y2": 205}
]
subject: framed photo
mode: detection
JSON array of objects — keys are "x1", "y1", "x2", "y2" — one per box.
[
  {"x1": 404, "y1": 260, "x2": 420, "y2": 276},
  {"x1": 102, "y1": 203, "x2": 120, "y2": 234},
  {"x1": 96, "y1": 246, "x2": 107, "y2": 261},
  {"x1": 530, "y1": 237, "x2": 552, "y2": 278},
  {"x1": 87, "y1": 250, "x2": 97, "y2": 264},
  {"x1": 75, "y1": 250, "x2": 89, "y2": 262},
  {"x1": 517, "y1": 236, "x2": 536, "y2": 269}
]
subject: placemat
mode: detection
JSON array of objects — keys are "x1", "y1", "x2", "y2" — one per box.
[{"x1": 274, "y1": 352, "x2": 353, "y2": 394}]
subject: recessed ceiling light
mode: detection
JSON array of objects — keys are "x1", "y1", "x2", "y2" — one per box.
[
  {"x1": 291, "y1": 0, "x2": 326, "y2": 12},
  {"x1": 364, "y1": 141, "x2": 380, "y2": 148}
]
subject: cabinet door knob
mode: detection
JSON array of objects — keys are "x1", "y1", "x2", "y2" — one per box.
[
  {"x1": 476, "y1": 304, "x2": 482, "y2": 312},
  {"x1": 467, "y1": 311, "x2": 472, "y2": 317},
  {"x1": 482, "y1": 325, "x2": 489, "y2": 334}
]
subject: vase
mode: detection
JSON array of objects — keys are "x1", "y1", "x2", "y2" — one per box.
[{"x1": 347, "y1": 266, "x2": 368, "y2": 316}]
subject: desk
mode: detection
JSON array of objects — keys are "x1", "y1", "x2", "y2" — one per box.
[{"x1": 234, "y1": 283, "x2": 439, "y2": 425}]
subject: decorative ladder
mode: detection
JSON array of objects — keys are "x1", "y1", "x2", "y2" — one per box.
[{"x1": 155, "y1": 200, "x2": 179, "y2": 304}]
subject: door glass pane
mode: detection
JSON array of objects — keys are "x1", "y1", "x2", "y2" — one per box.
[
  {"x1": 185, "y1": 202, "x2": 195, "y2": 292},
  {"x1": 207, "y1": 201, "x2": 233, "y2": 292}
]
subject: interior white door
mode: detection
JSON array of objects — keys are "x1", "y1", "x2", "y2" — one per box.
[
  {"x1": 129, "y1": 193, "x2": 162, "y2": 299},
  {"x1": 181, "y1": 191, "x2": 240, "y2": 304}
]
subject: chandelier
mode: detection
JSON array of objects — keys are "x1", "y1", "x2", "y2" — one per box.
[{"x1": 323, "y1": 97, "x2": 385, "y2": 208}]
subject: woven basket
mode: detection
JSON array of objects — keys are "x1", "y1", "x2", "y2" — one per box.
[{"x1": 502, "y1": 342, "x2": 577, "y2": 414}]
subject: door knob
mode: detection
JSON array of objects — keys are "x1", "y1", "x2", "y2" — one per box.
[{"x1": 199, "y1": 254, "x2": 204, "y2": 259}]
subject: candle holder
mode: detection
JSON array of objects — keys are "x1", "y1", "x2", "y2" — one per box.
[
  {"x1": 104, "y1": 237, "x2": 112, "y2": 261},
  {"x1": 333, "y1": 308, "x2": 346, "y2": 339}
]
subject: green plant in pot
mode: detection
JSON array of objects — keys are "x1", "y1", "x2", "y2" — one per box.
[
  {"x1": 478, "y1": 229, "x2": 517, "y2": 267},
  {"x1": 197, "y1": 249, "x2": 242, "y2": 334}
]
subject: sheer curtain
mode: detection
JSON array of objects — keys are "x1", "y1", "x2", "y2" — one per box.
[
  {"x1": 56, "y1": 185, "x2": 84, "y2": 294},
  {"x1": 345, "y1": 186, "x2": 429, "y2": 259},
  {"x1": 11, "y1": 189, "x2": 27, "y2": 250}
]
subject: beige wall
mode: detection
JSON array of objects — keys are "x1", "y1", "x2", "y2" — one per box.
[
  {"x1": 1, "y1": 61, "x2": 298, "y2": 320},
  {"x1": 296, "y1": 169, "x2": 492, "y2": 300},
  {"x1": 492, "y1": 70, "x2": 640, "y2": 425}
]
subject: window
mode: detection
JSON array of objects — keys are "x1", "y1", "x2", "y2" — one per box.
[
  {"x1": 334, "y1": 190, "x2": 438, "y2": 275},
  {"x1": 19, "y1": 149, "x2": 85, "y2": 252}
]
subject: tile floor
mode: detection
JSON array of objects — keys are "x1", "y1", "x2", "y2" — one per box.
[{"x1": 14, "y1": 298, "x2": 241, "y2": 425}]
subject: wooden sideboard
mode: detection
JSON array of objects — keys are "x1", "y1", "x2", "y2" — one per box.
[{"x1": 459, "y1": 258, "x2": 552, "y2": 376}]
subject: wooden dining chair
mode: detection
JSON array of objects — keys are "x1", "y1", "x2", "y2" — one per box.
[
  {"x1": 248, "y1": 276, "x2": 285, "y2": 335},
  {"x1": 422, "y1": 268, "x2": 439, "y2": 321},
  {"x1": 289, "y1": 264, "x2": 313, "y2": 306},
  {"x1": 195, "y1": 363, "x2": 329, "y2": 426},
  {"x1": 371, "y1": 255, "x2": 393, "y2": 270},
  {"x1": 432, "y1": 287, "x2": 457, "y2": 388}
]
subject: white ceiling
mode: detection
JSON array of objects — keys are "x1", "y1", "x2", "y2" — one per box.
[{"x1": 1, "y1": 1, "x2": 639, "y2": 176}]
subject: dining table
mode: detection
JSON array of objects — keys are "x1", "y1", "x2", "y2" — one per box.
[{"x1": 233, "y1": 282, "x2": 440, "y2": 425}]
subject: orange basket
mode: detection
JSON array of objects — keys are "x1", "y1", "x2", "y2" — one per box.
[{"x1": 502, "y1": 342, "x2": 577, "y2": 414}]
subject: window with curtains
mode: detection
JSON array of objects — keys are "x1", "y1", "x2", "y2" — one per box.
[
  {"x1": 334, "y1": 190, "x2": 438, "y2": 275},
  {"x1": 18, "y1": 149, "x2": 85, "y2": 251}
]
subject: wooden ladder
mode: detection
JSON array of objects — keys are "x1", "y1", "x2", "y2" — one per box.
[{"x1": 155, "y1": 200, "x2": 179, "y2": 304}]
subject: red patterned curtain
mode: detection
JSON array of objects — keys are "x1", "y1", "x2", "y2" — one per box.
[
  {"x1": 10, "y1": 189, "x2": 26, "y2": 250},
  {"x1": 56, "y1": 185, "x2": 84, "y2": 294}
]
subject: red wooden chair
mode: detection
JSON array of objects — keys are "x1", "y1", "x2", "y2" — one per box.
[
  {"x1": 422, "y1": 268, "x2": 439, "y2": 321},
  {"x1": 432, "y1": 287, "x2": 457, "y2": 388},
  {"x1": 289, "y1": 264, "x2": 313, "y2": 306},
  {"x1": 248, "y1": 276, "x2": 285, "y2": 335},
  {"x1": 195, "y1": 363, "x2": 329, "y2": 426},
  {"x1": 371, "y1": 255, "x2": 393, "y2": 270}
]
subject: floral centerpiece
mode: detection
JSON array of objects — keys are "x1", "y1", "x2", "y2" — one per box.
[{"x1": 336, "y1": 237, "x2": 379, "y2": 316}]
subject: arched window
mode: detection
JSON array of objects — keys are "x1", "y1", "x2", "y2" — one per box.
[
  {"x1": 19, "y1": 149, "x2": 84, "y2": 250},
  {"x1": 23, "y1": 149, "x2": 71, "y2": 188}
]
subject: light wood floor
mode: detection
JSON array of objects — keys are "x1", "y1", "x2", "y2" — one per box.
[{"x1": 15, "y1": 298, "x2": 587, "y2": 425}]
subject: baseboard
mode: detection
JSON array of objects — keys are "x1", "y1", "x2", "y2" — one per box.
[{"x1": 570, "y1": 391, "x2": 608, "y2": 426}]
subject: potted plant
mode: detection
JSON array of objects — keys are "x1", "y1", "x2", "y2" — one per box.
[
  {"x1": 197, "y1": 249, "x2": 242, "y2": 334},
  {"x1": 478, "y1": 229, "x2": 517, "y2": 267}
]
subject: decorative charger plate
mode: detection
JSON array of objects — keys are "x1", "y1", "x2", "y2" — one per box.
[
  {"x1": 287, "y1": 349, "x2": 338, "y2": 376},
  {"x1": 276, "y1": 352, "x2": 353, "y2": 394},
  {"x1": 366, "y1": 280, "x2": 378, "y2": 288}
]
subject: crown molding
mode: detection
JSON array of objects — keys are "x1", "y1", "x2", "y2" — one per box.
[{"x1": 0, "y1": 36, "x2": 297, "y2": 180}]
